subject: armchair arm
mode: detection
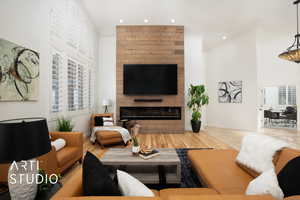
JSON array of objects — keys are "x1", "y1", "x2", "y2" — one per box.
[
  {"x1": 285, "y1": 196, "x2": 300, "y2": 200},
  {"x1": 37, "y1": 146, "x2": 60, "y2": 175},
  {"x1": 50, "y1": 132, "x2": 83, "y2": 148}
]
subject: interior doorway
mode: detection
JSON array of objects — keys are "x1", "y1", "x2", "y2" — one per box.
[{"x1": 259, "y1": 85, "x2": 297, "y2": 130}]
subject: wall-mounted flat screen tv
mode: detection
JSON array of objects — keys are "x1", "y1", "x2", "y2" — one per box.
[{"x1": 123, "y1": 64, "x2": 178, "y2": 95}]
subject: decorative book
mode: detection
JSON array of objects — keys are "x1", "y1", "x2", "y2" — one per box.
[{"x1": 139, "y1": 149, "x2": 160, "y2": 160}]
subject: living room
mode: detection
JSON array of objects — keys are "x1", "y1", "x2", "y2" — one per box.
[{"x1": 0, "y1": 0, "x2": 300, "y2": 200}]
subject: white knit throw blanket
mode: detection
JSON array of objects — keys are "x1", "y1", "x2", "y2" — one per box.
[
  {"x1": 91, "y1": 126, "x2": 132, "y2": 144},
  {"x1": 236, "y1": 134, "x2": 288, "y2": 173}
]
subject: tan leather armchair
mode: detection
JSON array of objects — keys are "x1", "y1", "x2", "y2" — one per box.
[{"x1": 0, "y1": 131, "x2": 83, "y2": 183}]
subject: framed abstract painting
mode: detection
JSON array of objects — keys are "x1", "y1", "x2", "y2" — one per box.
[
  {"x1": 218, "y1": 81, "x2": 242, "y2": 103},
  {"x1": 0, "y1": 38, "x2": 39, "y2": 101}
]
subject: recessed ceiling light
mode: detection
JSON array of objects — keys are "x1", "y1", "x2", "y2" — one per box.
[
  {"x1": 119, "y1": 19, "x2": 124, "y2": 23},
  {"x1": 144, "y1": 19, "x2": 149, "y2": 23},
  {"x1": 171, "y1": 19, "x2": 176, "y2": 24},
  {"x1": 222, "y1": 36, "x2": 227, "y2": 40}
]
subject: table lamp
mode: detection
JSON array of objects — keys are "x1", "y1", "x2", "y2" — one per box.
[
  {"x1": 102, "y1": 99, "x2": 111, "y2": 113},
  {"x1": 0, "y1": 118, "x2": 51, "y2": 200}
]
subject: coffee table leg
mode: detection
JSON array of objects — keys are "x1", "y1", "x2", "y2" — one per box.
[{"x1": 158, "y1": 165, "x2": 166, "y2": 185}]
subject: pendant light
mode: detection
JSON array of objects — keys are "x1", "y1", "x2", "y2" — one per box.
[{"x1": 279, "y1": 0, "x2": 300, "y2": 63}]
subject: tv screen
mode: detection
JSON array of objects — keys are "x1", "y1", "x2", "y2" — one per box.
[{"x1": 123, "y1": 64, "x2": 178, "y2": 95}]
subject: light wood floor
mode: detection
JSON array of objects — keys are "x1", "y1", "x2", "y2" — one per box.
[
  {"x1": 60, "y1": 126, "x2": 300, "y2": 184},
  {"x1": 61, "y1": 131, "x2": 232, "y2": 184}
]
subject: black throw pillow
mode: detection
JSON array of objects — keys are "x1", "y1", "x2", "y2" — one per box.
[
  {"x1": 82, "y1": 151, "x2": 121, "y2": 196},
  {"x1": 94, "y1": 116, "x2": 103, "y2": 126},
  {"x1": 277, "y1": 156, "x2": 300, "y2": 197}
]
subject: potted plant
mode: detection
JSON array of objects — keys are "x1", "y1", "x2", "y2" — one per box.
[
  {"x1": 131, "y1": 136, "x2": 140, "y2": 155},
  {"x1": 129, "y1": 121, "x2": 141, "y2": 155},
  {"x1": 187, "y1": 84, "x2": 209, "y2": 133},
  {"x1": 57, "y1": 117, "x2": 74, "y2": 132},
  {"x1": 37, "y1": 169, "x2": 61, "y2": 199}
]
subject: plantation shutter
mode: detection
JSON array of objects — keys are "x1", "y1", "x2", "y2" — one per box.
[
  {"x1": 278, "y1": 86, "x2": 286, "y2": 105},
  {"x1": 78, "y1": 64, "x2": 84, "y2": 110},
  {"x1": 288, "y1": 86, "x2": 296, "y2": 105},
  {"x1": 89, "y1": 67, "x2": 95, "y2": 110},
  {"x1": 68, "y1": 59, "x2": 77, "y2": 111},
  {"x1": 51, "y1": 52, "x2": 63, "y2": 113},
  {"x1": 82, "y1": 66, "x2": 89, "y2": 109}
]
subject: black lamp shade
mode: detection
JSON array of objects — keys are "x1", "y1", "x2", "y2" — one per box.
[{"x1": 0, "y1": 118, "x2": 51, "y2": 163}]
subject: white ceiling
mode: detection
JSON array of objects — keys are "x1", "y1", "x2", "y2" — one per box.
[{"x1": 81, "y1": 0, "x2": 296, "y2": 49}]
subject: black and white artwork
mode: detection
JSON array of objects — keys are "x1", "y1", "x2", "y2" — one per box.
[
  {"x1": 218, "y1": 81, "x2": 242, "y2": 103},
  {"x1": 0, "y1": 38, "x2": 39, "y2": 101}
]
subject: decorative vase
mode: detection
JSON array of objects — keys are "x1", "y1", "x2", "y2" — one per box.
[
  {"x1": 191, "y1": 120, "x2": 201, "y2": 133},
  {"x1": 8, "y1": 159, "x2": 38, "y2": 200},
  {"x1": 132, "y1": 145, "x2": 140, "y2": 155}
]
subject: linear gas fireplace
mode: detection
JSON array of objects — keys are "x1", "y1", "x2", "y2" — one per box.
[{"x1": 120, "y1": 107, "x2": 181, "y2": 120}]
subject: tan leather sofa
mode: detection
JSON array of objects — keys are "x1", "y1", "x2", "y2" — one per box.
[
  {"x1": 52, "y1": 147, "x2": 300, "y2": 200},
  {"x1": 91, "y1": 113, "x2": 124, "y2": 147},
  {"x1": 0, "y1": 131, "x2": 83, "y2": 183},
  {"x1": 188, "y1": 147, "x2": 300, "y2": 199},
  {"x1": 52, "y1": 166, "x2": 275, "y2": 200}
]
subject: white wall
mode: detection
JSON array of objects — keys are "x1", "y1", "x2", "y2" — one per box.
[
  {"x1": 184, "y1": 28, "x2": 207, "y2": 130},
  {"x1": 0, "y1": 0, "x2": 98, "y2": 135},
  {"x1": 96, "y1": 36, "x2": 117, "y2": 114},
  {"x1": 206, "y1": 31, "x2": 258, "y2": 131},
  {"x1": 256, "y1": 25, "x2": 300, "y2": 129},
  {"x1": 96, "y1": 28, "x2": 207, "y2": 130}
]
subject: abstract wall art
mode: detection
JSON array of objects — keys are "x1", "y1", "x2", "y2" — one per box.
[
  {"x1": 0, "y1": 38, "x2": 39, "y2": 101},
  {"x1": 218, "y1": 81, "x2": 242, "y2": 103}
]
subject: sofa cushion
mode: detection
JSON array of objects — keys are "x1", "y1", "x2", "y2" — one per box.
[
  {"x1": 236, "y1": 134, "x2": 288, "y2": 174},
  {"x1": 246, "y1": 168, "x2": 283, "y2": 200},
  {"x1": 188, "y1": 149, "x2": 253, "y2": 194},
  {"x1": 56, "y1": 147, "x2": 79, "y2": 167},
  {"x1": 277, "y1": 156, "x2": 300, "y2": 198},
  {"x1": 94, "y1": 116, "x2": 104, "y2": 126},
  {"x1": 275, "y1": 148, "x2": 300, "y2": 174},
  {"x1": 117, "y1": 170, "x2": 154, "y2": 197},
  {"x1": 83, "y1": 152, "x2": 121, "y2": 196},
  {"x1": 160, "y1": 188, "x2": 217, "y2": 200}
]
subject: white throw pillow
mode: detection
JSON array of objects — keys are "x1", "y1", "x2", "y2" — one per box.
[
  {"x1": 51, "y1": 138, "x2": 66, "y2": 151},
  {"x1": 236, "y1": 134, "x2": 288, "y2": 173},
  {"x1": 103, "y1": 117, "x2": 114, "y2": 126},
  {"x1": 246, "y1": 168, "x2": 284, "y2": 200},
  {"x1": 117, "y1": 170, "x2": 154, "y2": 197}
]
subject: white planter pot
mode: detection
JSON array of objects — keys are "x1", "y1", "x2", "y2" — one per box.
[{"x1": 132, "y1": 146, "x2": 140, "y2": 154}]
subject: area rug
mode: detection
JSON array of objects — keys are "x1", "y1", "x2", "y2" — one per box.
[{"x1": 147, "y1": 148, "x2": 212, "y2": 190}]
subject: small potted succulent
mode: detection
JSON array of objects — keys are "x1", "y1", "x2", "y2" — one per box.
[
  {"x1": 128, "y1": 122, "x2": 141, "y2": 155},
  {"x1": 131, "y1": 136, "x2": 140, "y2": 155}
]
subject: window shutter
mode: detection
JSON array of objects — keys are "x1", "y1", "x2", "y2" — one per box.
[
  {"x1": 68, "y1": 59, "x2": 77, "y2": 111},
  {"x1": 89, "y1": 68, "x2": 95, "y2": 110},
  {"x1": 288, "y1": 86, "x2": 296, "y2": 105},
  {"x1": 51, "y1": 52, "x2": 63, "y2": 113},
  {"x1": 78, "y1": 64, "x2": 84, "y2": 110},
  {"x1": 278, "y1": 86, "x2": 287, "y2": 105}
]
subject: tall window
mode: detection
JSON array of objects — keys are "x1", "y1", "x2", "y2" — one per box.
[
  {"x1": 279, "y1": 86, "x2": 287, "y2": 105},
  {"x1": 68, "y1": 59, "x2": 77, "y2": 111},
  {"x1": 51, "y1": 52, "x2": 62, "y2": 113},
  {"x1": 278, "y1": 86, "x2": 296, "y2": 105},
  {"x1": 288, "y1": 86, "x2": 296, "y2": 105}
]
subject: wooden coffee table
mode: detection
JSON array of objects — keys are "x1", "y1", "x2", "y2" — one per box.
[{"x1": 100, "y1": 148, "x2": 181, "y2": 185}]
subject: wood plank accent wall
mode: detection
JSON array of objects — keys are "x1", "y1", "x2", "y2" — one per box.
[{"x1": 116, "y1": 26, "x2": 185, "y2": 133}]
